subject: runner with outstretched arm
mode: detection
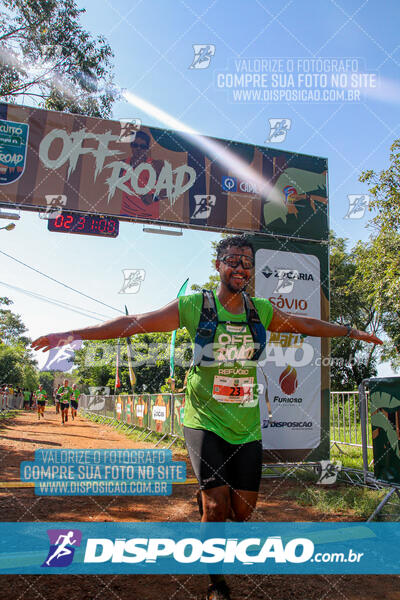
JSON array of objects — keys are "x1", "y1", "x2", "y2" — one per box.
[{"x1": 32, "y1": 235, "x2": 382, "y2": 600}]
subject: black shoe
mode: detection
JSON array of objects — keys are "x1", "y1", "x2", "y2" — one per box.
[
  {"x1": 206, "y1": 582, "x2": 231, "y2": 600},
  {"x1": 196, "y1": 489, "x2": 203, "y2": 517}
]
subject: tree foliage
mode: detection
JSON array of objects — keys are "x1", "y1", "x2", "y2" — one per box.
[
  {"x1": 360, "y1": 139, "x2": 400, "y2": 236},
  {"x1": 0, "y1": 296, "x2": 28, "y2": 345},
  {"x1": 73, "y1": 330, "x2": 191, "y2": 395},
  {"x1": 0, "y1": 0, "x2": 116, "y2": 117}
]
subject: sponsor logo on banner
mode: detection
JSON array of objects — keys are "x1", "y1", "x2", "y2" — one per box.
[
  {"x1": 273, "y1": 395, "x2": 303, "y2": 403},
  {"x1": 136, "y1": 404, "x2": 145, "y2": 417},
  {"x1": 191, "y1": 194, "x2": 216, "y2": 219},
  {"x1": 221, "y1": 176, "x2": 237, "y2": 192},
  {"x1": 42, "y1": 529, "x2": 82, "y2": 567},
  {"x1": 221, "y1": 175, "x2": 258, "y2": 194},
  {"x1": 279, "y1": 365, "x2": 298, "y2": 394},
  {"x1": 0, "y1": 119, "x2": 29, "y2": 184},
  {"x1": 238, "y1": 179, "x2": 258, "y2": 194},
  {"x1": 283, "y1": 185, "x2": 297, "y2": 205},
  {"x1": 116, "y1": 402, "x2": 122, "y2": 414},
  {"x1": 262, "y1": 420, "x2": 312, "y2": 429},
  {"x1": 152, "y1": 406, "x2": 166, "y2": 421}
]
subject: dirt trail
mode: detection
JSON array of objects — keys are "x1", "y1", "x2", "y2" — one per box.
[{"x1": 0, "y1": 407, "x2": 399, "y2": 599}]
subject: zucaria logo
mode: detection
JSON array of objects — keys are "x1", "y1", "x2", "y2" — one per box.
[
  {"x1": 84, "y1": 536, "x2": 314, "y2": 564},
  {"x1": 42, "y1": 529, "x2": 82, "y2": 567},
  {"x1": 262, "y1": 265, "x2": 314, "y2": 283}
]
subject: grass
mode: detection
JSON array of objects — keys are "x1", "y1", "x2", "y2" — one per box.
[
  {"x1": 283, "y1": 484, "x2": 400, "y2": 520},
  {"x1": 330, "y1": 442, "x2": 373, "y2": 471},
  {"x1": 81, "y1": 410, "x2": 188, "y2": 453}
]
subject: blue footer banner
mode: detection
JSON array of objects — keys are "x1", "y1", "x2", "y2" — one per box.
[{"x1": 0, "y1": 522, "x2": 399, "y2": 574}]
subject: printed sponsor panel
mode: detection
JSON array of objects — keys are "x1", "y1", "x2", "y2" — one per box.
[
  {"x1": 149, "y1": 394, "x2": 172, "y2": 434},
  {"x1": 255, "y1": 246, "x2": 327, "y2": 454},
  {"x1": 173, "y1": 394, "x2": 186, "y2": 436},
  {"x1": 0, "y1": 102, "x2": 328, "y2": 240},
  {"x1": 368, "y1": 377, "x2": 400, "y2": 484},
  {"x1": 132, "y1": 394, "x2": 149, "y2": 428},
  {"x1": 1, "y1": 522, "x2": 399, "y2": 574}
]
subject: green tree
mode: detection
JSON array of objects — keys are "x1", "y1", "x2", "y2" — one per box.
[
  {"x1": 0, "y1": 296, "x2": 29, "y2": 345},
  {"x1": 329, "y1": 233, "x2": 381, "y2": 389},
  {"x1": 39, "y1": 370, "x2": 55, "y2": 396},
  {"x1": 351, "y1": 232, "x2": 400, "y2": 371},
  {"x1": 0, "y1": 0, "x2": 116, "y2": 117},
  {"x1": 73, "y1": 330, "x2": 191, "y2": 395},
  {"x1": 360, "y1": 139, "x2": 400, "y2": 235},
  {"x1": 0, "y1": 344, "x2": 24, "y2": 385},
  {"x1": 23, "y1": 363, "x2": 39, "y2": 391}
]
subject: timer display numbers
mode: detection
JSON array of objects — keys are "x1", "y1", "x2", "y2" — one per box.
[{"x1": 47, "y1": 211, "x2": 119, "y2": 238}]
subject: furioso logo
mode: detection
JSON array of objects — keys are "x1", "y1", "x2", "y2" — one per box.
[
  {"x1": 42, "y1": 529, "x2": 82, "y2": 567},
  {"x1": 279, "y1": 365, "x2": 298, "y2": 395}
]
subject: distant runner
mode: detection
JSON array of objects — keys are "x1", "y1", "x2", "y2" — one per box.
[
  {"x1": 71, "y1": 383, "x2": 80, "y2": 420},
  {"x1": 35, "y1": 384, "x2": 47, "y2": 419},
  {"x1": 56, "y1": 379, "x2": 73, "y2": 425},
  {"x1": 32, "y1": 234, "x2": 383, "y2": 600}
]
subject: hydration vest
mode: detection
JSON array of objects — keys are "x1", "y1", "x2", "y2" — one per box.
[{"x1": 192, "y1": 289, "x2": 267, "y2": 366}]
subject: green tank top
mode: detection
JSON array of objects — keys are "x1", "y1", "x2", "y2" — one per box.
[{"x1": 178, "y1": 291, "x2": 273, "y2": 444}]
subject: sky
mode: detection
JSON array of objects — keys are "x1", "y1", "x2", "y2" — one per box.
[{"x1": 1, "y1": 0, "x2": 399, "y2": 375}]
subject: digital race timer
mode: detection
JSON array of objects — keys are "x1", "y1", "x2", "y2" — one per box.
[{"x1": 47, "y1": 211, "x2": 119, "y2": 238}]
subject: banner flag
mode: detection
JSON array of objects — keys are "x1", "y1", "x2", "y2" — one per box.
[
  {"x1": 1, "y1": 522, "x2": 400, "y2": 574},
  {"x1": 114, "y1": 338, "x2": 121, "y2": 393},
  {"x1": 125, "y1": 305, "x2": 136, "y2": 393},
  {"x1": 169, "y1": 278, "x2": 189, "y2": 379}
]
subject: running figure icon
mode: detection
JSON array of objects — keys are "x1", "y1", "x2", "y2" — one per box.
[{"x1": 45, "y1": 531, "x2": 77, "y2": 566}]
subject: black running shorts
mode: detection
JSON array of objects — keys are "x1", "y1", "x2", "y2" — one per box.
[
  {"x1": 183, "y1": 427, "x2": 262, "y2": 492},
  {"x1": 37, "y1": 400, "x2": 45, "y2": 406},
  {"x1": 60, "y1": 402, "x2": 69, "y2": 411},
  {"x1": 71, "y1": 400, "x2": 78, "y2": 409}
]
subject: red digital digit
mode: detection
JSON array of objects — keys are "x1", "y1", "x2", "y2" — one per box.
[
  {"x1": 54, "y1": 215, "x2": 64, "y2": 228},
  {"x1": 98, "y1": 219, "x2": 107, "y2": 233},
  {"x1": 64, "y1": 215, "x2": 73, "y2": 229},
  {"x1": 77, "y1": 216, "x2": 85, "y2": 230},
  {"x1": 107, "y1": 220, "x2": 115, "y2": 233}
]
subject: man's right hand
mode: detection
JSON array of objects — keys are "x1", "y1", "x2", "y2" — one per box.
[{"x1": 31, "y1": 332, "x2": 76, "y2": 352}]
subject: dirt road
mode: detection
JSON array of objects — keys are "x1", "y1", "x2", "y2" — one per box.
[{"x1": 0, "y1": 407, "x2": 399, "y2": 599}]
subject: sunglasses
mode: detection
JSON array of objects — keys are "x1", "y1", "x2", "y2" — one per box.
[
  {"x1": 220, "y1": 254, "x2": 254, "y2": 269},
  {"x1": 131, "y1": 142, "x2": 149, "y2": 149}
]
